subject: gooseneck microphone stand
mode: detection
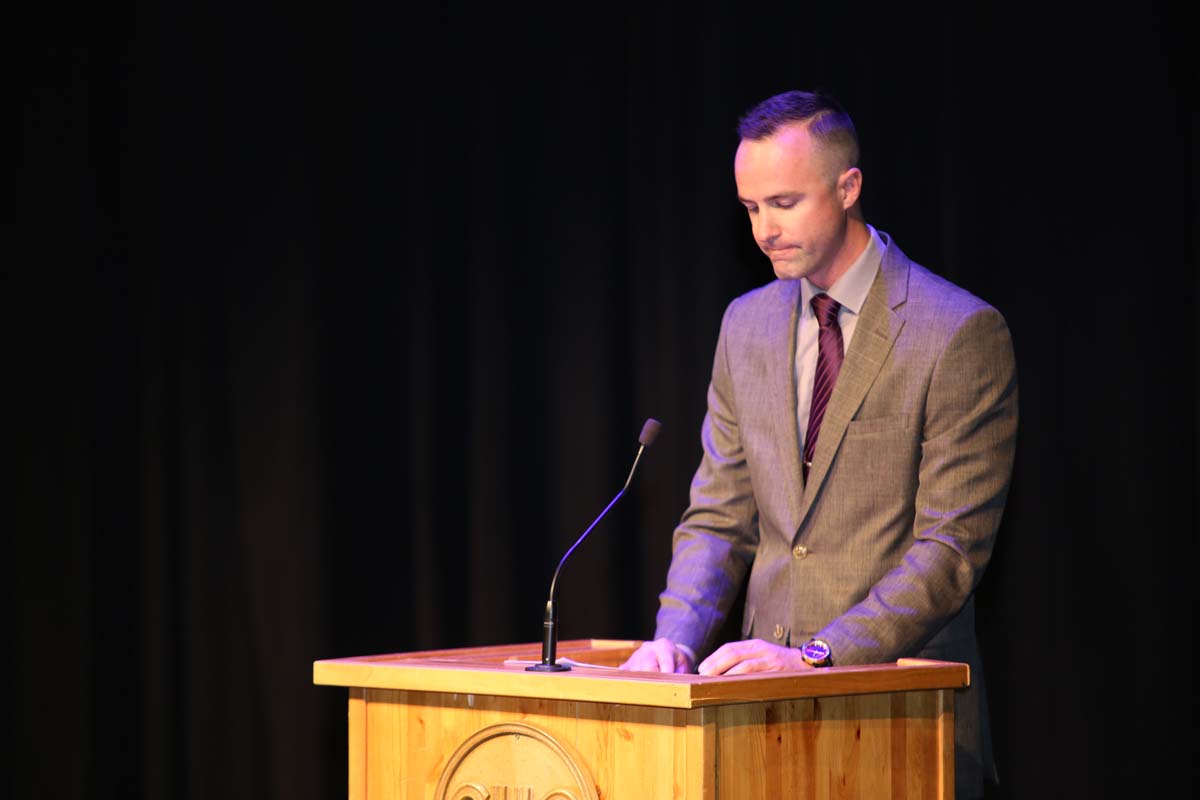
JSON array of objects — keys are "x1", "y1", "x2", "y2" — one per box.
[{"x1": 527, "y1": 419, "x2": 661, "y2": 672}]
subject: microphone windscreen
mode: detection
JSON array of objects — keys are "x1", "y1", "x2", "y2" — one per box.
[{"x1": 639, "y1": 418, "x2": 663, "y2": 447}]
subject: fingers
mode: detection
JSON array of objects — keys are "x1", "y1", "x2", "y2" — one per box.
[
  {"x1": 697, "y1": 641, "x2": 750, "y2": 676},
  {"x1": 622, "y1": 639, "x2": 809, "y2": 675},
  {"x1": 617, "y1": 646, "x2": 652, "y2": 671},
  {"x1": 619, "y1": 638, "x2": 684, "y2": 673},
  {"x1": 697, "y1": 639, "x2": 809, "y2": 675},
  {"x1": 653, "y1": 640, "x2": 676, "y2": 673},
  {"x1": 721, "y1": 657, "x2": 775, "y2": 676}
]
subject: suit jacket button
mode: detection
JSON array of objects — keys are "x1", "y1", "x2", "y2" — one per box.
[
  {"x1": 792, "y1": 544, "x2": 808, "y2": 559},
  {"x1": 773, "y1": 623, "x2": 784, "y2": 640}
]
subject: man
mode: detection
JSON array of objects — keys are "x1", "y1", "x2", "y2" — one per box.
[{"x1": 620, "y1": 91, "x2": 1017, "y2": 798}]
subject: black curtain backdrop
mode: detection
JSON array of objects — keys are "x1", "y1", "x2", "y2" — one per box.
[{"x1": 10, "y1": 1, "x2": 1196, "y2": 797}]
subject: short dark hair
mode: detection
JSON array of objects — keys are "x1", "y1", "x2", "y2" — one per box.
[{"x1": 737, "y1": 90, "x2": 860, "y2": 172}]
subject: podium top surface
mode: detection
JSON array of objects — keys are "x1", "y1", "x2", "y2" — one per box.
[{"x1": 313, "y1": 639, "x2": 969, "y2": 709}]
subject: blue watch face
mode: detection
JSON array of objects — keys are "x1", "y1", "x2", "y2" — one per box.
[{"x1": 803, "y1": 641, "x2": 830, "y2": 661}]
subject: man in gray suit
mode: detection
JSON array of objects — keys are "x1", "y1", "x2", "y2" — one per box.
[{"x1": 620, "y1": 91, "x2": 1018, "y2": 798}]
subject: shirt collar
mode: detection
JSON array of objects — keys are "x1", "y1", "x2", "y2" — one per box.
[{"x1": 800, "y1": 224, "x2": 883, "y2": 317}]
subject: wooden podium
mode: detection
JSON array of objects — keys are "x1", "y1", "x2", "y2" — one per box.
[{"x1": 314, "y1": 639, "x2": 965, "y2": 799}]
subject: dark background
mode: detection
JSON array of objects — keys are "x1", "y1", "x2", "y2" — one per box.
[{"x1": 9, "y1": 1, "x2": 1196, "y2": 797}]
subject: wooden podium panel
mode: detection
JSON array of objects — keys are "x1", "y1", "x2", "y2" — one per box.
[{"x1": 314, "y1": 639, "x2": 965, "y2": 799}]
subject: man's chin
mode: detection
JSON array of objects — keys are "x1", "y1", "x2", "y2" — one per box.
[{"x1": 770, "y1": 259, "x2": 812, "y2": 281}]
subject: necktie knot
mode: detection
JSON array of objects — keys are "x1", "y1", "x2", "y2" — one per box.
[{"x1": 811, "y1": 294, "x2": 842, "y2": 328}]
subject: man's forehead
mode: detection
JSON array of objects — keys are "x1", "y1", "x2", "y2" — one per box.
[
  {"x1": 735, "y1": 123, "x2": 847, "y2": 190},
  {"x1": 737, "y1": 124, "x2": 818, "y2": 167},
  {"x1": 739, "y1": 121, "x2": 816, "y2": 153},
  {"x1": 737, "y1": 127, "x2": 821, "y2": 177}
]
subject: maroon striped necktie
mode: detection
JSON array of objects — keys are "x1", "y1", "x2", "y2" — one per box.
[{"x1": 803, "y1": 293, "x2": 844, "y2": 476}]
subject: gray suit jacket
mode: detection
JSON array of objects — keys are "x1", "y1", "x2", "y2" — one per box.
[{"x1": 655, "y1": 233, "x2": 1018, "y2": 795}]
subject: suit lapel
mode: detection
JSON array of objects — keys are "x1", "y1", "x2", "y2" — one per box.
[{"x1": 794, "y1": 240, "x2": 910, "y2": 529}]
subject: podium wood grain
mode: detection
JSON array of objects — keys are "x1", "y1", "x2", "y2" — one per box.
[{"x1": 315, "y1": 640, "x2": 962, "y2": 799}]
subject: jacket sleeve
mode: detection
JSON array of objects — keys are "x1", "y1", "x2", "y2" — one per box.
[{"x1": 654, "y1": 299, "x2": 760, "y2": 657}]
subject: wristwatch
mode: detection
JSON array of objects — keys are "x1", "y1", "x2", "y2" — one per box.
[{"x1": 800, "y1": 638, "x2": 834, "y2": 667}]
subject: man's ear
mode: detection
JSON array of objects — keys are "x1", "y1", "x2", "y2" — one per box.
[{"x1": 838, "y1": 167, "x2": 863, "y2": 210}]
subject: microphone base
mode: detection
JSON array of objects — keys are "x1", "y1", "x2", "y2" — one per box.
[{"x1": 525, "y1": 662, "x2": 571, "y2": 672}]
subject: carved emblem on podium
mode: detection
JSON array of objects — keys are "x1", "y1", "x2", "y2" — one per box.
[{"x1": 433, "y1": 722, "x2": 599, "y2": 800}]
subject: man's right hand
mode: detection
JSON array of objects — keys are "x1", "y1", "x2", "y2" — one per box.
[{"x1": 618, "y1": 638, "x2": 694, "y2": 673}]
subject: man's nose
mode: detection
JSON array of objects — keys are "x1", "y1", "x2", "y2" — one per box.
[{"x1": 755, "y1": 209, "x2": 779, "y2": 245}]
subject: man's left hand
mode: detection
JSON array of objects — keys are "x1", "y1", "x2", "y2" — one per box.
[{"x1": 696, "y1": 639, "x2": 814, "y2": 676}]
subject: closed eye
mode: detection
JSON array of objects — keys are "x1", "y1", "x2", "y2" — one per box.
[{"x1": 739, "y1": 194, "x2": 802, "y2": 213}]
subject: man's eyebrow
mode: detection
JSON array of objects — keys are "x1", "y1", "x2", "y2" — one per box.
[{"x1": 737, "y1": 193, "x2": 801, "y2": 205}]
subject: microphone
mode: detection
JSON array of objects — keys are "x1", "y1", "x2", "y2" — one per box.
[{"x1": 527, "y1": 418, "x2": 662, "y2": 672}]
